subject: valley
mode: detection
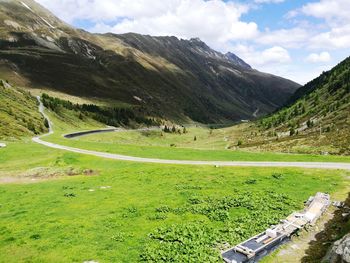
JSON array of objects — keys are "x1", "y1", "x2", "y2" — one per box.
[
  {"x1": 0, "y1": 1, "x2": 349, "y2": 263},
  {"x1": 0, "y1": 84, "x2": 349, "y2": 262}
]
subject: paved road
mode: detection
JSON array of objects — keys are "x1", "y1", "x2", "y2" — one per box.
[{"x1": 33, "y1": 97, "x2": 350, "y2": 170}]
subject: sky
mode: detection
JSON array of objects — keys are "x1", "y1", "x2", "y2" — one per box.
[{"x1": 34, "y1": 0, "x2": 350, "y2": 84}]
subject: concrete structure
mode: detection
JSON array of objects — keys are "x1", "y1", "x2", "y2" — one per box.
[{"x1": 222, "y1": 192, "x2": 330, "y2": 263}]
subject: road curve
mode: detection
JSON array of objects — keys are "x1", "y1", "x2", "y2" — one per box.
[{"x1": 33, "y1": 97, "x2": 350, "y2": 170}]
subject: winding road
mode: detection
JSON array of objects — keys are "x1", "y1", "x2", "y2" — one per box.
[{"x1": 33, "y1": 97, "x2": 350, "y2": 170}]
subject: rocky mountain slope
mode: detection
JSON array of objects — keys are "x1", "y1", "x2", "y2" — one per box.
[
  {"x1": 231, "y1": 56, "x2": 350, "y2": 155},
  {"x1": 225, "y1": 52, "x2": 252, "y2": 70},
  {"x1": 0, "y1": 0, "x2": 300, "y2": 124}
]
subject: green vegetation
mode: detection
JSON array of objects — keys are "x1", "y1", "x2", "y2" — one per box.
[
  {"x1": 254, "y1": 57, "x2": 350, "y2": 154},
  {"x1": 0, "y1": 85, "x2": 349, "y2": 262},
  {"x1": 41, "y1": 93, "x2": 159, "y2": 127},
  {"x1": 142, "y1": 191, "x2": 301, "y2": 262},
  {"x1": 0, "y1": 2, "x2": 349, "y2": 263},
  {"x1": 260, "y1": 57, "x2": 350, "y2": 131},
  {"x1": 43, "y1": 123, "x2": 350, "y2": 162},
  {"x1": 198, "y1": 57, "x2": 350, "y2": 156},
  {"x1": 0, "y1": 81, "x2": 47, "y2": 139},
  {"x1": 0, "y1": 140, "x2": 348, "y2": 262}
]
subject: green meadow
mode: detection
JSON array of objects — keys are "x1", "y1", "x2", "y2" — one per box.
[
  {"x1": 0, "y1": 140, "x2": 349, "y2": 262},
  {"x1": 0, "y1": 107, "x2": 349, "y2": 262},
  {"x1": 43, "y1": 110, "x2": 350, "y2": 163}
]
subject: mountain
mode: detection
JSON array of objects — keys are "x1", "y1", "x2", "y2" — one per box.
[
  {"x1": 233, "y1": 56, "x2": 350, "y2": 155},
  {"x1": 0, "y1": 0, "x2": 300, "y2": 124}
]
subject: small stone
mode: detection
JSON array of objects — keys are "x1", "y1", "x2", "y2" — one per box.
[
  {"x1": 291, "y1": 244, "x2": 299, "y2": 250},
  {"x1": 342, "y1": 212, "x2": 350, "y2": 218}
]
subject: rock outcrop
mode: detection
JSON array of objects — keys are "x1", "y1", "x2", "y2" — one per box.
[{"x1": 324, "y1": 233, "x2": 350, "y2": 263}]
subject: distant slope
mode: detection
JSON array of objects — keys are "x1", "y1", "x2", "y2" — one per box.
[
  {"x1": 231, "y1": 56, "x2": 350, "y2": 155},
  {"x1": 0, "y1": 80, "x2": 47, "y2": 139},
  {"x1": 0, "y1": 0, "x2": 300, "y2": 124}
]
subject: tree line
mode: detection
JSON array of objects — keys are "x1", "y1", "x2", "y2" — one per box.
[{"x1": 41, "y1": 93, "x2": 159, "y2": 127}]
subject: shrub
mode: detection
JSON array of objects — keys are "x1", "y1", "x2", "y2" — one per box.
[
  {"x1": 290, "y1": 127, "x2": 295, "y2": 136},
  {"x1": 44, "y1": 119, "x2": 49, "y2": 128}
]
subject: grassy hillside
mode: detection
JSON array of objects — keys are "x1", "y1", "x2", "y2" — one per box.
[
  {"x1": 255, "y1": 56, "x2": 350, "y2": 154},
  {"x1": 208, "y1": 57, "x2": 350, "y2": 155},
  {"x1": 0, "y1": 0, "x2": 300, "y2": 124},
  {"x1": 0, "y1": 80, "x2": 47, "y2": 139}
]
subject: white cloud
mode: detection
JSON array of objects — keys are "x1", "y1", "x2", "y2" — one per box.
[
  {"x1": 258, "y1": 46, "x2": 291, "y2": 64},
  {"x1": 301, "y1": 0, "x2": 350, "y2": 25},
  {"x1": 36, "y1": 0, "x2": 179, "y2": 23},
  {"x1": 278, "y1": 1, "x2": 350, "y2": 50},
  {"x1": 284, "y1": 1, "x2": 350, "y2": 50},
  {"x1": 231, "y1": 45, "x2": 291, "y2": 67},
  {"x1": 257, "y1": 28, "x2": 311, "y2": 48},
  {"x1": 254, "y1": 0, "x2": 285, "y2": 3},
  {"x1": 36, "y1": 0, "x2": 258, "y2": 50},
  {"x1": 309, "y1": 24, "x2": 350, "y2": 49},
  {"x1": 305, "y1": 52, "x2": 331, "y2": 63}
]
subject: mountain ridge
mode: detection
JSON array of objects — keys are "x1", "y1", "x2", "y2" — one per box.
[
  {"x1": 225, "y1": 52, "x2": 252, "y2": 70},
  {"x1": 0, "y1": 0, "x2": 300, "y2": 123}
]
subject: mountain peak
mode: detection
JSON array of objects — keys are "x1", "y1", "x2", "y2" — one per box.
[
  {"x1": 225, "y1": 52, "x2": 252, "y2": 70},
  {"x1": 189, "y1": 37, "x2": 202, "y2": 42},
  {"x1": 189, "y1": 37, "x2": 211, "y2": 49}
]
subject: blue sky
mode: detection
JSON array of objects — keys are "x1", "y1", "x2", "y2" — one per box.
[{"x1": 35, "y1": 0, "x2": 350, "y2": 84}]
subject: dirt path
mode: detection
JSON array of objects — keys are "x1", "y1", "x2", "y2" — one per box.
[{"x1": 33, "y1": 97, "x2": 350, "y2": 170}]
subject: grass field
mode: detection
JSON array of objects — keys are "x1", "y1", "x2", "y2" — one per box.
[
  {"x1": 1, "y1": 140, "x2": 349, "y2": 262},
  {"x1": 41, "y1": 110, "x2": 350, "y2": 163},
  {"x1": 1, "y1": 103, "x2": 350, "y2": 262}
]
